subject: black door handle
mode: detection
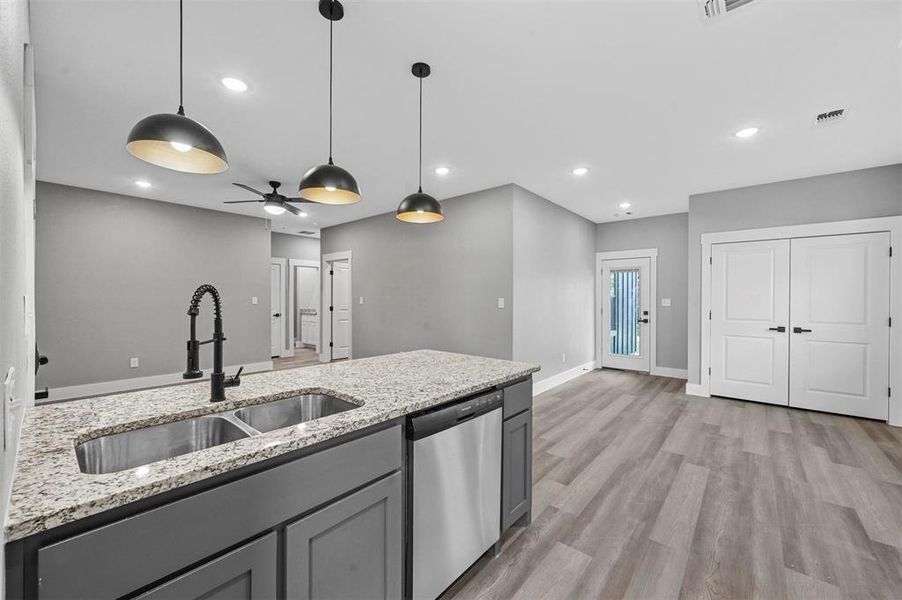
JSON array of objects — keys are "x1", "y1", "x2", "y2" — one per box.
[
  {"x1": 793, "y1": 327, "x2": 812, "y2": 333},
  {"x1": 273, "y1": 313, "x2": 281, "y2": 318},
  {"x1": 637, "y1": 318, "x2": 649, "y2": 324},
  {"x1": 768, "y1": 326, "x2": 786, "y2": 332}
]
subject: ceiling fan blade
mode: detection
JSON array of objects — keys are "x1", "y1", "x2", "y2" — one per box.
[
  {"x1": 283, "y1": 197, "x2": 315, "y2": 204},
  {"x1": 232, "y1": 182, "x2": 267, "y2": 196},
  {"x1": 223, "y1": 199, "x2": 263, "y2": 204},
  {"x1": 283, "y1": 203, "x2": 302, "y2": 216}
]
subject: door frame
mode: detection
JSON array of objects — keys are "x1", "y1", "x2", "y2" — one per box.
[
  {"x1": 288, "y1": 259, "x2": 321, "y2": 356},
  {"x1": 595, "y1": 248, "x2": 657, "y2": 373},
  {"x1": 696, "y1": 216, "x2": 902, "y2": 427},
  {"x1": 321, "y1": 250, "x2": 352, "y2": 362},
  {"x1": 270, "y1": 257, "x2": 290, "y2": 358}
]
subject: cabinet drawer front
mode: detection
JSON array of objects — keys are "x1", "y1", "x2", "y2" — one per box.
[
  {"x1": 286, "y1": 472, "x2": 403, "y2": 600},
  {"x1": 136, "y1": 533, "x2": 277, "y2": 600},
  {"x1": 503, "y1": 379, "x2": 532, "y2": 419},
  {"x1": 37, "y1": 425, "x2": 402, "y2": 600}
]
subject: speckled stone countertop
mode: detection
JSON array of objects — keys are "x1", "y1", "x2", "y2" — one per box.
[{"x1": 6, "y1": 350, "x2": 538, "y2": 541}]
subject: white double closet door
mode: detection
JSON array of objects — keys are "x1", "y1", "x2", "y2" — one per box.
[{"x1": 710, "y1": 232, "x2": 891, "y2": 419}]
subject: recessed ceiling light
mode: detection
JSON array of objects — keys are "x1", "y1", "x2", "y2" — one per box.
[
  {"x1": 572, "y1": 166, "x2": 589, "y2": 176},
  {"x1": 134, "y1": 179, "x2": 152, "y2": 189},
  {"x1": 734, "y1": 127, "x2": 759, "y2": 139},
  {"x1": 619, "y1": 201, "x2": 631, "y2": 209},
  {"x1": 434, "y1": 166, "x2": 451, "y2": 176},
  {"x1": 221, "y1": 77, "x2": 248, "y2": 92}
]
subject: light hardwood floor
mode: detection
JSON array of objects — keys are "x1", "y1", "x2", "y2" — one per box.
[
  {"x1": 271, "y1": 348, "x2": 321, "y2": 370},
  {"x1": 446, "y1": 368, "x2": 902, "y2": 600}
]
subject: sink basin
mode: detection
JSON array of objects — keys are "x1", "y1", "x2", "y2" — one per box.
[
  {"x1": 234, "y1": 394, "x2": 358, "y2": 433},
  {"x1": 75, "y1": 415, "x2": 251, "y2": 475}
]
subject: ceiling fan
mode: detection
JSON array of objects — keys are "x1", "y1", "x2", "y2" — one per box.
[{"x1": 224, "y1": 181, "x2": 312, "y2": 216}]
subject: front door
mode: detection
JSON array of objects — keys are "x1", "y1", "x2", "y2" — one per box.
[
  {"x1": 789, "y1": 232, "x2": 891, "y2": 419},
  {"x1": 601, "y1": 258, "x2": 651, "y2": 372},
  {"x1": 270, "y1": 260, "x2": 284, "y2": 358}
]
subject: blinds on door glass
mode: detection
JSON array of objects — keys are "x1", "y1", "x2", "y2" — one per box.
[{"x1": 609, "y1": 269, "x2": 641, "y2": 356}]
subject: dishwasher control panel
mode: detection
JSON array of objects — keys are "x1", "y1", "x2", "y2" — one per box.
[{"x1": 408, "y1": 389, "x2": 503, "y2": 440}]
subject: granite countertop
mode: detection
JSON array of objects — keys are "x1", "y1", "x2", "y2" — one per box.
[{"x1": 5, "y1": 350, "x2": 539, "y2": 541}]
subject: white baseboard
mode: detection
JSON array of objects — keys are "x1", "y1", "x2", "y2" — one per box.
[
  {"x1": 651, "y1": 366, "x2": 689, "y2": 380},
  {"x1": 533, "y1": 361, "x2": 595, "y2": 396},
  {"x1": 41, "y1": 361, "x2": 274, "y2": 403},
  {"x1": 684, "y1": 382, "x2": 710, "y2": 397}
]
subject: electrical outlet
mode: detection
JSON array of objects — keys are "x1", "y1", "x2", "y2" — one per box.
[
  {"x1": 661, "y1": 298, "x2": 672, "y2": 307},
  {"x1": 561, "y1": 352, "x2": 566, "y2": 363},
  {"x1": 130, "y1": 357, "x2": 139, "y2": 368},
  {"x1": 497, "y1": 297, "x2": 505, "y2": 309}
]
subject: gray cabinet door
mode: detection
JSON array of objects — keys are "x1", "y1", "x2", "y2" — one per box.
[
  {"x1": 136, "y1": 533, "x2": 277, "y2": 600},
  {"x1": 286, "y1": 472, "x2": 403, "y2": 600},
  {"x1": 502, "y1": 409, "x2": 532, "y2": 531}
]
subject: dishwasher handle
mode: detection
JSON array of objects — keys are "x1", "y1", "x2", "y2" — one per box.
[{"x1": 409, "y1": 390, "x2": 503, "y2": 440}]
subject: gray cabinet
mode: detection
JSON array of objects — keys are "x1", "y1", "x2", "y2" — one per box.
[
  {"x1": 286, "y1": 472, "x2": 403, "y2": 600},
  {"x1": 137, "y1": 533, "x2": 277, "y2": 600},
  {"x1": 501, "y1": 380, "x2": 532, "y2": 531}
]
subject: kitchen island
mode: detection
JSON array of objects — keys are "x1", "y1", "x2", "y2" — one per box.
[{"x1": 4, "y1": 350, "x2": 538, "y2": 600}]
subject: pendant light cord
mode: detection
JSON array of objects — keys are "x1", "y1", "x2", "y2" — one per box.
[
  {"x1": 418, "y1": 76, "x2": 423, "y2": 192},
  {"x1": 328, "y1": 15, "x2": 333, "y2": 163},
  {"x1": 178, "y1": 0, "x2": 184, "y2": 115}
]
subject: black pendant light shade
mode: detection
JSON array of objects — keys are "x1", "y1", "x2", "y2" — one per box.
[
  {"x1": 298, "y1": 0, "x2": 361, "y2": 205},
  {"x1": 126, "y1": 0, "x2": 227, "y2": 174},
  {"x1": 126, "y1": 110, "x2": 228, "y2": 174},
  {"x1": 397, "y1": 62, "x2": 444, "y2": 223}
]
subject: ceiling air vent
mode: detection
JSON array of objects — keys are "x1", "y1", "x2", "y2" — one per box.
[
  {"x1": 298, "y1": 230, "x2": 316, "y2": 236},
  {"x1": 815, "y1": 108, "x2": 846, "y2": 125},
  {"x1": 701, "y1": 0, "x2": 757, "y2": 20}
]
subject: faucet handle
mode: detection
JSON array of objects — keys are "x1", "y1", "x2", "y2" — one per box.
[{"x1": 225, "y1": 366, "x2": 243, "y2": 388}]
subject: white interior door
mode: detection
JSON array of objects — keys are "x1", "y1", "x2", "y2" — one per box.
[
  {"x1": 330, "y1": 260, "x2": 351, "y2": 360},
  {"x1": 270, "y1": 260, "x2": 284, "y2": 358},
  {"x1": 789, "y1": 233, "x2": 891, "y2": 419},
  {"x1": 601, "y1": 258, "x2": 651, "y2": 372},
  {"x1": 710, "y1": 240, "x2": 790, "y2": 405}
]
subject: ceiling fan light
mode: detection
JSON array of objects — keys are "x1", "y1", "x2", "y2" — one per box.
[
  {"x1": 298, "y1": 162, "x2": 361, "y2": 205},
  {"x1": 126, "y1": 111, "x2": 228, "y2": 173},
  {"x1": 263, "y1": 199, "x2": 286, "y2": 215},
  {"x1": 397, "y1": 191, "x2": 444, "y2": 223}
]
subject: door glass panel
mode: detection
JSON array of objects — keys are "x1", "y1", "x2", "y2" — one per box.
[{"x1": 609, "y1": 269, "x2": 641, "y2": 356}]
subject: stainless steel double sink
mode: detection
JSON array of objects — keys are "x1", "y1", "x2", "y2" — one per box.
[{"x1": 75, "y1": 394, "x2": 358, "y2": 475}]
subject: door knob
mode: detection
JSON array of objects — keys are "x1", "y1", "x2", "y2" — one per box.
[
  {"x1": 768, "y1": 326, "x2": 786, "y2": 332},
  {"x1": 792, "y1": 327, "x2": 812, "y2": 333}
]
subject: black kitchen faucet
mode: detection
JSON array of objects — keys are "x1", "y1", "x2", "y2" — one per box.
[{"x1": 182, "y1": 284, "x2": 242, "y2": 401}]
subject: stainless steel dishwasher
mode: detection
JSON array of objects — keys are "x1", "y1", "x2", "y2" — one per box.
[{"x1": 408, "y1": 389, "x2": 503, "y2": 600}]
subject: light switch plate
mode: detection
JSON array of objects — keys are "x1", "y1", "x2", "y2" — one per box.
[
  {"x1": 661, "y1": 298, "x2": 672, "y2": 307},
  {"x1": 497, "y1": 297, "x2": 505, "y2": 309},
  {"x1": 251, "y1": 296, "x2": 258, "y2": 305},
  {"x1": 130, "y1": 357, "x2": 139, "y2": 368},
  {"x1": 359, "y1": 296, "x2": 364, "y2": 305}
]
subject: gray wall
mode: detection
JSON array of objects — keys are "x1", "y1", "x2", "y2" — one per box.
[
  {"x1": 512, "y1": 186, "x2": 595, "y2": 380},
  {"x1": 596, "y1": 213, "x2": 689, "y2": 371},
  {"x1": 1, "y1": 0, "x2": 31, "y2": 588},
  {"x1": 321, "y1": 186, "x2": 514, "y2": 360},
  {"x1": 687, "y1": 164, "x2": 902, "y2": 383},
  {"x1": 271, "y1": 232, "x2": 320, "y2": 262},
  {"x1": 35, "y1": 182, "x2": 272, "y2": 389}
]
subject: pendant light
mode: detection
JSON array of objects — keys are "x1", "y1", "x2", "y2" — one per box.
[
  {"x1": 397, "y1": 62, "x2": 444, "y2": 223},
  {"x1": 126, "y1": 0, "x2": 228, "y2": 174},
  {"x1": 298, "y1": 0, "x2": 361, "y2": 205}
]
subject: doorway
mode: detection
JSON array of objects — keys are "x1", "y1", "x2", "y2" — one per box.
[
  {"x1": 710, "y1": 232, "x2": 891, "y2": 419},
  {"x1": 288, "y1": 259, "x2": 320, "y2": 366},
  {"x1": 596, "y1": 249, "x2": 657, "y2": 373},
  {"x1": 322, "y1": 251, "x2": 352, "y2": 362},
  {"x1": 270, "y1": 258, "x2": 286, "y2": 358}
]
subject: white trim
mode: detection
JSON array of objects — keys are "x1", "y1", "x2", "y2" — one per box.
[
  {"x1": 533, "y1": 361, "x2": 595, "y2": 396},
  {"x1": 698, "y1": 216, "x2": 902, "y2": 426},
  {"x1": 685, "y1": 382, "x2": 710, "y2": 397},
  {"x1": 40, "y1": 361, "x2": 274, "y2": 403},
  {"x1": 288, "y1": 258, "x2": 320, "y2": 357},
  {"x1": 651, "y1": 366, "x2": 688, "y2": 379},
  {"x1": 321, "y1": 251, "x2": 353, "y2": 362},
  {"x1": 595, "y1": 249, "x2": 658, "y2": 373},
  {"x1": 270, "y1": 257, "x2": 291, "y2": 358}
]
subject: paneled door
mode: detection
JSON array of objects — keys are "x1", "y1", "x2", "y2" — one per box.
[
  {"x1": 789, "y1": 233, "x2": 891, "y2": 419},
  {"x1": 330, "y1": 260, "x2": 351, "y2": 360},
  {"x1": 710, "y1": 240, "x2": 790, "y2": 405},
  {"x1": 270, "y1": 260, "x2": 284, "y2": 358},
  {"x1": 601, "y1": 258, "x2": 651, "y2": 372}
]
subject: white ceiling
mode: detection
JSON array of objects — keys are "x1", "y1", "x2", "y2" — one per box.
[{"x1": 30, "y1": 0, "x2": 902, "y2": 234}]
